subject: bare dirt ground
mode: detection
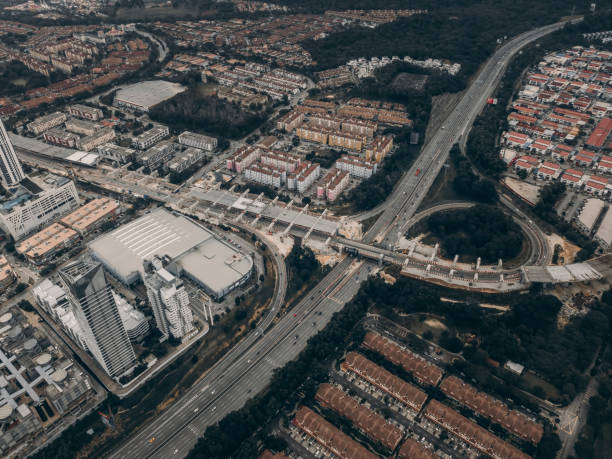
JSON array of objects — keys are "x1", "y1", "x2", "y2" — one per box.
[{"x1": 546, "y1": 233, "x2": 581, "y2": 264}]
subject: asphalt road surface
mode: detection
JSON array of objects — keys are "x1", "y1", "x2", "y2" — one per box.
[{"x1": 107, "y1": 18, "x2": 574, "y2": 458}]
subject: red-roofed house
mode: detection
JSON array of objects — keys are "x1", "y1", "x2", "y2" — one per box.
[
  {"x1": 504, "y1": 131, "x2": 531, "y2": 148},
  {"x1": 560, "y1": 173, "x2": 581, "y2": 187},
  {"x1": 530, "y1": 138, "x2": 553, "y2": 155},
  {"x1": 552, "y1": 144, "x2": 573, "y2": 162},
  {"x1": 573, "y1": 149, "x2": 596, "y2": 166},
  {"x1": 536, "y1": 161, "x2": 561, "y2": 180},
  {"x1": 584, "y1": 175, "x2": 608, "y2": 196},
  {"x1": 585, "y1": 118, "x2": 612, "y2": 151},
  {"x1": 597, "y1": 155, "x2": 612, "y2": 174}
]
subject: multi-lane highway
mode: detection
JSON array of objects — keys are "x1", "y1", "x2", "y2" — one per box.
[{"x1": 108, "y1": 19, "x2": 575, "y2": 458}]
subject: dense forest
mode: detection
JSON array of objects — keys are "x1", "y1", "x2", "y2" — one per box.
[
  {"x1": 149, "y1": 89, "x2": 268, "y2": 139},
  {"x1": 302, "y1": 0, "x2": 585, "y2": 77},
  {"x1": 425, "y1": 205, "x2": 523, "y2": 262}
]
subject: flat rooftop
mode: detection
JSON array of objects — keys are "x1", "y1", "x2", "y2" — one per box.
[
  {"x1": 9, "y1": 133, "x2": 99, "y2": 166},
  {"x1": 89, "y1": 208, "x2": 251, "y2": 292},
  {"x1": 114, "y1": 80, "x2": 186, "y2": 111},
  {"x1": 191, "y1": 189, "x2": 340, "y2": 235}
]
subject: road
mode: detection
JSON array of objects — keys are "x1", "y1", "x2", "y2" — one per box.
[{"x1": 108, "y1": 18, "x2": 575, "y2": 458}]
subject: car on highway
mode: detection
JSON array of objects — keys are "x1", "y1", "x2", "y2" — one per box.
[{"x1": 415, "y1": 169, "x2": 421, "y2": 176}]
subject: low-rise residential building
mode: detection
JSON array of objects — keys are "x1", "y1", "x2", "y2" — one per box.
[
  {"x1": 317, "y1": 168, "x2": 349, "y2": 201},
  {"x1": 276, "y1": 110, "x2": 304, "y2": 131},
  {"x1": 178, "y1": 131, "x2": 217, "y2": 152},
  {"x1": 77, "y1": 127, "x2": 115, "y2": 152},
  {"x1": 133, "y1": 125, "x2": 169, "y2": 150},
  {"x1": 27, "y1": 112, "x2": 67, "y2": 135},
  {"x1": 584, "y1": 175, "x2": 608, "y2": 196},
  {"x1": 597, "y1": 155, "x2": 612, "y2": 173},
  {"x1": 536, "y1": 161, "x2": 561, "y2": 180},
  {"x1": 97, "y1": 143, "x2": 135, "y2": 164},
  {"x1": 60, "y1": 198, "x2": 120, "y2": 235},
  {"x1": 560, "y1": 168, "x2": 584, "y2": 187},
  {"x1": 166, "y1": 147, "x2": 205, "y2": 174},
  {"x1": 43, "y1": 129, "x2": 79, "y2": 148},
  {"x1": 65, "y1": 118, "x2": 101, "y2": 136},
  {"x1": 137, "y1": 140, "x2": 175, "y2": 168},
  {"x1": 68, "y1": 104, "x2": 103, "y2": 121},
  {"x1": 16, "y1": 222, "x2": 79, "y2": 264}
]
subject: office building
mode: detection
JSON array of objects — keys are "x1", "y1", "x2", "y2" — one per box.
[
  {"x1": 0, "y1": 174, "x2": 80, "y2": 240},
  {"x1": 0, "y1": 119, "x2": 25, "y2": 187},
  {"x1": 59, "y1": 261, "x2": 135, "y2": 377},
  {"x1": 144, "y1": 257, "x2": 194, "y2": 341}
]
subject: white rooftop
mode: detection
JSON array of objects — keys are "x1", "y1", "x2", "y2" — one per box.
[{"x1": 114, "y1": 80, "x2": 186, "y2": 110}]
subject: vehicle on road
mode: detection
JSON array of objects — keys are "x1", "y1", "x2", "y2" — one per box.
[{"x1": 415, "y1": 169, "x2": 421, "y2": 176}]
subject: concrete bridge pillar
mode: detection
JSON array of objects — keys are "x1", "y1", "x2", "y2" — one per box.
[
  {"x1": 498, "y1": 258, "x2": 503, "y2": 269},
  {"x1": 476, "y1": 257, "x2": 481, "y2": 270},
  {"x1": 452, "y1": 255, "x2": 459, "y2": 266}
]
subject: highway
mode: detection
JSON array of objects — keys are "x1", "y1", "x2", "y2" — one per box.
[{"x1": 107, "y1": 19, "x2": 574, "y2": 458}]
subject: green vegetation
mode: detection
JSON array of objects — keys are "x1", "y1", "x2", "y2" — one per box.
[
  {"x1": 303, "y1": 1, "x2": 583, "y2": 78},
  {"x1": 574, "y1": 290, "x2": 612, "y2": 459},
  {"x1": 425, "y1": 205, "x2": 523, "y2": 263},
  {"x1": 0, "y1": 61, "x2": 63, "y2": 97},
  {"x1": 449, "y1": 144, "x2": 498, "y2": 203},
  {"x1": 286, "y1": 244, "x2": 319, "y2": 292},
  {"x1": 375, "y1": 276, "x2": 608, "y2": 406},
  {"x1": 150, "y1": 88, "x2": 268, "y2": 139}
]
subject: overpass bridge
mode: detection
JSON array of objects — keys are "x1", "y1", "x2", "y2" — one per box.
[{"x1": 334, "y1": 237, "x2": 610, "y2": 292}]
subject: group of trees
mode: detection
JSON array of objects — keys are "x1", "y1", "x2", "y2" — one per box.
[
  {"x1": 285, "y1": 244, "x2": 320, "y2": 292},
  {"x1": 374, "y1": 275, "x2": 610, "y2": 406},
  {"x1": 303, "y1": 0, "x2": 584, "y2": 77},
  {"x1": 0, "y1": 61, "x2": 64, "y2": 97},
  {"x1": 573, "y1": 290, "x2": 612, "y2": 458},
  {"x1": 425, "y1": 205, "x2": 523, "y2": 263},
  {"x1": 149, "y1": 89, "x2": 268, "y2": 139},
  {"x1": 449, "y1": 144, "x2": 498, "y2": 203}
]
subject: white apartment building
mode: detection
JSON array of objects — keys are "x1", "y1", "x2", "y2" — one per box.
[
  {"x1": 78, "y1": 127, "x2": 116, "y2": 152},
  {"x1": 133, "y1": 125, "x2": 169, "y2": 150},
  {"x1": 335, "y1": 154, "x2": 377, "y2": 179},
  {"x1": 144, "y1": 259, "x2": 194, "y2": 341},
  {"x1": 97, "y1": 143, "x2": 135, "y2": 164},
  {"x1": 244, "y1": 164, "x2": 284, "y2": 188},
  {"x1": 178, "y1": 131, "x2": 217, "y2": 152}
]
